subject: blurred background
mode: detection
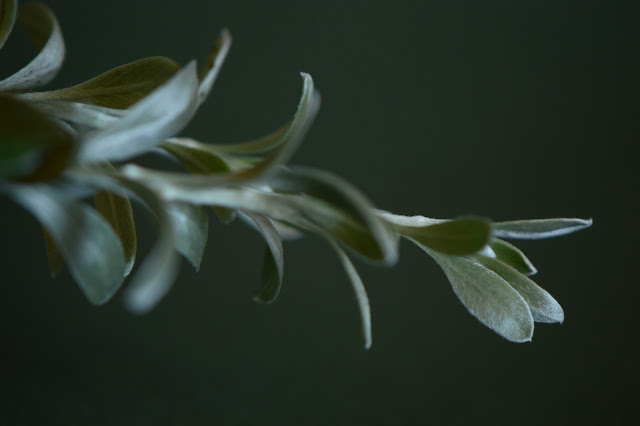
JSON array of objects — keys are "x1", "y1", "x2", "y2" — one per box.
[{"x1": 1, "y1": 0, "x2": 637, "y2": 424}]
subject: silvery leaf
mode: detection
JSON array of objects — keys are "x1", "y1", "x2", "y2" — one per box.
[
  {"x1": 198, "y1": 29, "x2": 231, "y2": 105},
  {"x1": 493, "y1": 218, "x2": 592, "y2": 240},
  {"x1": 0, "y1": 0, "x2": 17, "y2": 50},
  {"x1": 375, "y1": 210, "x2": 444, "y2": 227},
  {"x1": 4, "y1": 184, "x2": 126, "y2": 305},
  {"x1": 326, "y1": 237, "x2": 372, "y2": 350},
  {"x1": 417, "y1": 243, "x2": 534, "y2": 342},
  {"x1": 23, "y1": 56, "x2": 181, "y2": 109},
  {"x1": 26, "y1": 100, "x2": 125, "y2": 129},
  {"x1": 77, "y1": 61, "x2": 199, "y2": 163},
  {"x1": 0, "y1": 3, "x2": 65, "y2": 91},
  {"x1": 166, "y1": 202, "x2": 208, "y2": 271},
  {"x1": 241, "y1": 213, "x2": 284, "y2": 304},
  {"x1": 488, "y1": 238, "x2": 537, "y2": 276},
  {"x1": 475, "y1": 255, "x2": 564, "y2": 323},
  {"x1": 203, "y1": 123, "x2": 289, "y2": 155}
]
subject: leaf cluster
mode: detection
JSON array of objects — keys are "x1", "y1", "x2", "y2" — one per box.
[{"x1": 0, "y1": 0, "x2": 591, "y2": 348}]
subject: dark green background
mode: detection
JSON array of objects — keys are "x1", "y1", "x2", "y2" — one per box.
[{"x1": 1, "y1": 0, "x2": 637, "y2": 424}]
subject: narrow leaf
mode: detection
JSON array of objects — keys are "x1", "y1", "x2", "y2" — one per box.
[
  {"x1": 0, "y1": 95, "x2": 73, "y2": 181},
  {"x1": 166, "y1": 202, "x2": 208, "y2": 270},
  {"x1": 0, "y1": 3, "x2": 64, "y2": 91},
  {"x1": 198, "y1": 29, "x2": 231, "y2": 105},
  {"x1": 493, "y1": 218, "x2": 593, "y2": 240},
  {"x1": 242, "y1": 213, "x2": 283, "y2": 304},
  {"x1": 417, "y1": 243, "x2": 534, "y2": 342},
  {"x1": 0, "y1": 0, "x2": 17, "y2": 50},
  {"x1": 202, "y1": 123, "x2": 290, "y2": 155},
  {"x1": 25, "y1": 57, "x2": 181, "y2": 109},
  {"x1": 326, "y1": 238, "x2": 372, "y2": 350},
  {"x1": 94, "y1": 190, "x2": 137, "y2": 276},
  {"x1": 394, "y1": 217, "x2": 491, "y2": 256},
  {"x1": 77, "y1": 61, "x2": 199, "y2": 163},
  {"x1": 375, "y1": 210, "x2": 444, "y2": 227},
  {"x1": 488, "y1": 238, "x2": 537, "y2": 276},
  {"x1": 267, "y1": 166, "x2": 399, "y2": 265},
  {"x1": 475, "y1": 255, "x2": 564, "y2": 323},
  {"x1": 5, "y1": 184, "x2": 126, "y2": 305}
]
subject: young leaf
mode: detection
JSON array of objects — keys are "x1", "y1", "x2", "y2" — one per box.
[
  {"x1": 77, "y1": 61, "x2": 199, "y2": 163},
  {"x1": 326, "y1": 238, "x2": 372, "y2": 350},
  {"x1": 165, "y1": 202, "x2": 208, "y2": 271},
  {"x1": 487, "y1": 238, "x2": 537, "y2": 276},
  {"x1": 417, "y1": 243, "x2": 534, "y2": 342},
  {"x1": 267, "y1": 166, "x2": 399, "y2": 265},
  {"x1": 0, "y1": 0, "x2": 17, "y2": 50},
  {"x1": 198, "y1": 29, "x2": 231, "y2": 105},
  {"x1": 475, "y1": 255, "x2": 564, "y2": 323},
  {"x1": 94, "y1": 190, "x2": 137, "y2": 276},
  {"x1": 0, "y1": 95, "x2": 73, "y2": 181},
  {"x1": 493, "y1": 218, "x2": 593, "y2": 240},
  {"x1": 393, "y1": 217, "x2": 491, "y2": 256},
  {"x1": 25, "y1": 57, "x2": 181, "y2": 109},
  {"x1": 242, "y1": 213, "x2": 284, "y2": 304},
  {"x1": 4, "y1": 184, "x2": 126, "y2": 305},
  {"x1": 0, "y1": 3, "x2": 64, "y2": 91}
]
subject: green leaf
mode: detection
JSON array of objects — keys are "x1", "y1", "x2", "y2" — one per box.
[
  {"x1": 0, "y1": 0, "x2": 17, "y2": 50},
  {"x1": 326, "y1": 237, "x2": 372, "y2": 350},
  {"x1": 25, "y1": 57, "x2": 181, "y2": 109},
  {"x1": 166, "y1": 202, "x2": 208, "y2": 271},
  {"x1": 0, "y1": 3, "x2": 64, "y2": 91},
  {"x1": 0, "y1": 95, "x2": 73, "y2": 181},
  {"x1": 77, "y1": 61, "x2": 199, "y2": 163},
  {"x1": 487, "y1": 238, "x2": 537, "y2": 276},
  {"x1": 475, "y1": 255, "x2": 564, "y2": 324},
  {"x1": 392, "y1": 216, "x2": 491, "y2": 256},
  {"x1": 267, "y1": 166, "x2": 399, "y2": 265},
  {"x1": 5, "y1": 184, "x2": 126, "y2": 305},
  {"x1": 493, "y1": 218, "x2": 592, "y2": 240},
  {"x1": 198, "y1": 29, "x2": 231, "y2": 105},
  {"x1": 94, "y1": 190, "x2": 137, "y2": 276},
  {"x1": 417, "y1": 243, "x2": 534, "y2": 342},
  {"x1": 243, "y1": 213, "x2": 283, "y2": 304}
]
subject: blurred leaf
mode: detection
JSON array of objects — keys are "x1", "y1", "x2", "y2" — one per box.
[
  {"x1": 77, "y1": 61, "x2": 199, "y2": 163},
  {"x1": 494, "y1": 218, "x2": 592, "y2": 240},
  {"x1": 488, "y1": 238, "x2": 537, "y2": 276},
  {"x1": 268, "y1": 166, "x2": 399, "y2": 265},
  {"x1": 0, "y1": 3, "x2": 64, "y2": 91},
  {"x1": 0, "y1": 95, "x2": 73, "y2": 181},
  {"x1": 394, "y1": 217, "x2": 491, "y2": 256},
  {"x1": 42, "y1": 227, "x2": 63, "y2": 277},
  {"x1": 375, "y1": 210, "x2": 444, "y2": 227},
  {"x1": 0, "y1": 0, "x2": 17, "y2": 50},
  {"x1": 242, "y1": 213, "x2": 283, "y2": 304},
  {"x1": 475, "y1": 255, "x2": 563, "y2": 324},
  {"x1": 5, "y1": 184, "x2": 126, "y2": 304},
  {"x1": 417, "y1": 243, "x2": 534, "y2": 342},
  {"x1": 166, "y1": 202, "x2": 208, "y2": 271},
  {"x1": 94, "y1": 190, "x2": 137, "y2": 276},
  {"x1": 198, "y1": 29, "x2": 231, "y2": 105},
  {"x1": 27, "y1": 57, "x2": 180, "y2": 109},
  {"x1": 326, "y1": 237, "x2": 372, "y2": 350}
]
